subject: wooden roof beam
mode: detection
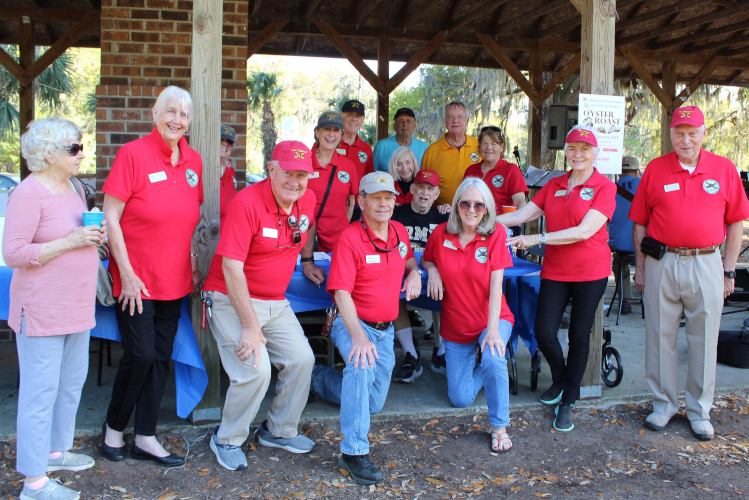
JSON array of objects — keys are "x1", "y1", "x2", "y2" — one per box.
[
  {"x1": 477, "y1": 34, "x2": 540, "y2": 106},
  {"x1": 673, "y1": 55, "x2": 722, "y2": 105},
  {"x1": 470, "y1": 3, "x2": 508, "y2": 65},
  {"x1": 386, "y1": 30, "x2": 452, "y2": 92},
  {"x1": 538, "y1": 0, "x2": 642, "y2": 38},
  {"x1": 537, "y1": 52, "x2": 581, "y2": 102},
  {"x1": 691, "y1": 33, "x2": 749, "y2": 52},
  {"x1": 251, "y1": 0, "x2": 262, "y2": 18},
  {"x1": 616, "y1": 0, "x2": 709, "y2": 31},
  {"x1": 0, "y1": 45, "x2": 25, "y2": 82},
  {"x1": 725, "y1": 43, "x2": 749, "y2": 56},
  {"x1": 449, "y1": 0, "x2": 511, "y2": 32},
  {"x1": 0, "y1": 8, "x2": 97, "y2": 22},
  {"x1": 501, "y1": 0, "x2": 571, "y2": 32},
  {"x1": 649, "y1": 16, "x2": 749, "y2": 50},
  {"x1": 354, "y1": 0, "x2": 384, "y2": 24},
  {"x1": 402, "y1": 0, "x2": 450, "y2": 27},
  {"x1": 302, "y1": 0, "x2": 324, "y2": 22},
  {"x1": 248, "y1": 20, "x2": 288, "y2": 58},
  {"x1": 619, "y1": 46, "x2": 673, "y2": 107},
  {"x1": 727, "y1": 70, "x2": 744, "y2": 85}
]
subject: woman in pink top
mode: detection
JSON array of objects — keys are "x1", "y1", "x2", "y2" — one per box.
[{"x1": 3, "y1": 118, "x2": 106, "y2": 500}]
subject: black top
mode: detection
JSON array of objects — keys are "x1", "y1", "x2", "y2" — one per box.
[
  {"x1": 398, "y1": 179, "x2": 413, "y2": 197},
  {"x1": 392, "y1": 204, "x2": 450, "y2": 252}
]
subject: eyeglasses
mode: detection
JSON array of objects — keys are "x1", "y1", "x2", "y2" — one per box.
[
  {"x1": 480, "y1": 126, "x2": 505, "y2": 141},
  {"x1": 288, "y1": 216, "x2": 301, "y2": 244},
  {"x1": 458, "y1": 200, "x2": 486, "y2": 212},
  {"x1": 62, "y1": 143, "x2": 84, "y2": 156},
  {"x1": 360, "y1": 219, "x2": 401, "y2": 253},
  {"x1": 276, "y1": 201, "x2": 301, "y2": 249}
]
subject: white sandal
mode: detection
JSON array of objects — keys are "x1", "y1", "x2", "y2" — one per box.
[{"x1": 490, "y1": 430, "x2": 512, "y2": 454}]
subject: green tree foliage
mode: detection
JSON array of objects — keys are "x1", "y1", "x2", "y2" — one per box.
[{"x1": 247, "y1": 71, "x2": 284, "y2": 174}]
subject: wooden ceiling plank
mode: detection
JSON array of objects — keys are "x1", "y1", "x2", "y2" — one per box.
[
  {"x1": 537, "y1": 52, "x2": 581, "y2": 102},
  {"x1": 355, "y1": 0, "x2": 384, "y2": 24},
  {"x1": 449, "y1": 0, "x2": 511, "y2": 32},
  {"x1": 616, "y1": 0, "x2": 709, "y2": 31},
  {"x1": 314, "y1": 21, "x2": 387, "y2": 94},
  {"x1": 477, "y1": 33, "x2": 540, "y2": 105},
  {"x1": 691, "y1": 32, "x2": 749, "y2": 52},
  {"x1": 674, "y1": 55, "x2": 722, "y2": 104},
  {"x1": 0, "y1": 45, "x2": 26, "y2": 82},
  {"x1": 24, "y1": 10, "x2": 98, "y2": 83},
  {"x1": 251, "y1": 0, "x2": 263, "y2": 18},
  {"x1": 619, "y1": 46, "x2": 673, "y2": 106},
  {"x1": 725, "y1": 43, "x2": 749, "y2": 56},
  {"x1": 302, "y1": 0, "x2": 324, "y2": 22},
  {"x1": 501, "y1": 0, "x2": 572, "y2": 32},
  {"x1": 470, "y1": 3, "x2": 508, "y2": 65},
  {"x1": 650, "y1": 16, "x2": 749, "y2": 50},
  {"x1": 727, "y1": 70, "x2": 744, "y2": 85},
  {"x1": 0, "y1": 8, "x2": 97, "y2": 22},
  {"x1": 644, "y1": 11, "x2": 682, "y2": 49},
  {"x1": 402, "y1": 0, "x2": 451, "y2": 27},
  {"x1": 385, "y1": 30, "x2": 452, "y2": 92},
  {"x1": 248, "y1": 20, "x2": 288, "y2": 58}
]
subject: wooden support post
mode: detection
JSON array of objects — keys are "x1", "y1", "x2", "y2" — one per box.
[
  {"x1": 661, "y1": 60, "x2": 676, "y2": 156},
  {"x1": 578, "y1": 0, "x2": 616, "y2": 400},
  {"x1": 529, "y1": 47, "x2": 543, "y2": 169},
  {"x1": 189, "y1": 0, "x2": 223, "y2": 425},
  {"x1": 18, "y1": 17, "x2": 34, "y2": 180},
  {"x1": 377, "y1": 35, "x2": 390, "y2": 141}
]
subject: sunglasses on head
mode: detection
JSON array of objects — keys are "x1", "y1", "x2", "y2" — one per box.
[
  {"x1": 458, "y1": 200, "x2": 486, "y2": 212},
  {"x1": 481, "y1": 126, "x2": 505, "y2": 139},
  {"x1": 62, "y1": 143, "x2": 84, "y2": 156}
]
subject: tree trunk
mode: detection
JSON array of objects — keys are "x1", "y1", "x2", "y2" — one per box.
[{"x1": 261, "y1": 99, "x2": 278, "y2": 175}]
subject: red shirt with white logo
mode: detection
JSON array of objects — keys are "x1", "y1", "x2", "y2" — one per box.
[
  {"x1": 423, "y1": 223, "x2": 514, "y2": 343},
  {"x1": 532, "y1": 168, "x2": 616, "y2": 282},
  {"x1": 220, "y1": 164, "x2": 238, "y2": 223},
  {"x1": 327, "y1": 220, "x2": 415, "y2": 323},
  {"x1": 307, "y1": 144, "x2": 359, "y2": 252},
  {"x1": 203, "y1": 179, "x2": 317, "y2": 301},
  {"x1": 103, "y1": 127, "x2": 203, "y2": 300},
  {"x1": 338, "y1": 135, "x2": 374, "y2": 181},
  {"x1": 629, "y1": 150, "x2": 749, "y2": 248},
  {"x1": 464, "y1": 159, "x2": 528, "y2": 213}
]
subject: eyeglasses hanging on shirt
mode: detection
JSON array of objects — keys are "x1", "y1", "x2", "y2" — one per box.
[
  {"x1": 359, "y1": 218, "x2": 401, "y2": 253},
  {"x1": 276, "y1": 200, "x2": 301, "y2": 249}
]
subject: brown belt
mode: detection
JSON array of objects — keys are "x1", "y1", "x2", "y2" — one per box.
[
  {"x1": 362, "y1": 320, "x2": 393, "y2": 331},
  {"x1": 666, "y1": 246, "x2": 717, "y2": 256}
]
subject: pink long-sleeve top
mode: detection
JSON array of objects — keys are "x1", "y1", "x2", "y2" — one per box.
[{"x1": 2, "y1": 175, "x2": 98, "y2": 336}]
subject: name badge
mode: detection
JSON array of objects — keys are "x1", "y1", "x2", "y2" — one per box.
[
  {"x1": 310, "y1": 172, "x2": 320, "y2": 178},
  {"x1": 149, "y1": 171, "x2": 167, "y2": 183},
  {"x1": 664, "y1": 183, "x2": 680, "y2": 192},
  {"x1": 443, "y1": 239, "x2": 457, "y2": 250},
  {"x1": 366, "y1": 255, "x2": 381, "y2": 264},
  {"x1": 555, "y1": 189, "x2": 567, "y2": 197},
  {"x1": 336, "y1": 148, "x2": 347, "y2": 155},
  {"x1": 262, "y1": 227, "x2": 278, "y2": 238}
]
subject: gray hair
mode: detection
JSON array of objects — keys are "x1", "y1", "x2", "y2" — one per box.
[
  {"x1": 388, "y1": 147, "x2": 420, "y2": 182},
  {"x1": 153, "y1": 86, "x2": 193, "y2": 122},
  {"x1": 446, "y1": 177, "x2": 497, "y2": 236},
  {"x1": 20, "y1": 118, "x2": 82, "y2": 172},
  {"x1": 445, "y1": 101, "x2": 467, "y2": 114}
]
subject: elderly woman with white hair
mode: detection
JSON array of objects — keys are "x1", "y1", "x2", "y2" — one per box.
[
  {"x1": 498, "y1": 126, "x2": 616, "y2": 433},
  {"x1": 101, "y1": 86, "x2": 203, "y2": 466},
  {"x1": 3, "y1": 117, "x2": 106, "y2": 500},
  {"x1": 388, "y1": 146, "x2": 420, "y2": 206},
  {"x1": 421, "y1": 177, "x2": 516, "y2": 454}
]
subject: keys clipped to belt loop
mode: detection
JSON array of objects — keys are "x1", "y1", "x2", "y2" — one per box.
[
  {"x1": 200, "y1": 291, "x2": 213, "y2": 330},
  {"x1": 321, "y1": 303, "x2": 338, "y2": 337}
]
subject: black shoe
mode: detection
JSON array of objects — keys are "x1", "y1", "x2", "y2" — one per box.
[
  {"x1": 409, "y1": 311, "x2": 426, "y2": 328},
  {"x1": 621, "y1": 303, "x2": 632, "y2": 315},
  {"x1": 539, "y1": 384, "x2": 564, "y2": 405},
  {"x1": 131, "y1": 443, "x2": 185, "y2": 467},
  {"x1": 424, "y1": 325, "x2": 435, "y2": 341},
  {"x1": 430, "y1": 347, "x2": 446, "y2": 375},
  {"x1": 553, "y1": 403, "x2": 574, "y2": 432},
  {"x1": 394, "y1": 352, "x2": 423, "y2": 383},
  {"x1": 338, "y1": 453, "x2": 383, "y2": 485},
  {"x1": 101, "y1": 422, "x2": 126, "y2": 462}
]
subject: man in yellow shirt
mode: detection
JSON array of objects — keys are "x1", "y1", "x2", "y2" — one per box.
[{"x1": 421, "y1": 102, "x2": 481, "y2": 206}]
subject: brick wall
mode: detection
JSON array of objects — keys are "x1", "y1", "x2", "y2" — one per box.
[{"x1": 95, "y1": 0, "x2": 248, "y2": 205}]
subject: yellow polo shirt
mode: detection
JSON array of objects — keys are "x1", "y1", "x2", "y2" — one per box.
[{"x1": 421, "y1": 134, "x2": 481, "y2": 206}]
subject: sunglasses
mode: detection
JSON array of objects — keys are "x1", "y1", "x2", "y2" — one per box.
[
  {"x1": 481, "y1": 126, "x2": 505, "y2": 139},
  {"x1": 62, "y1": 143, "x2": 84, "y2": 156},
  {"x1": 278, "y1": 215, "x2": 302, "y2": 249},
  {"x1": 458, "y1": 200, "x2": 486, "y2": 212}
]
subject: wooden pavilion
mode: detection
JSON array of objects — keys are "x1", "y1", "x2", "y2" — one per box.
[{"x1": 0, "y1": 0, "x2": 747, "y2": 421}]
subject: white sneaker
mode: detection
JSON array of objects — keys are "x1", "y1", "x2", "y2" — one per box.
[
  {"x1": 47, "y1": 452, "x2": 95, "y2": 472},
  {"x1": 690, "y1": 419, "x2": 714, "y2": 441},
  {"x1": 20, "y1": 479, "x2": 80, "y2": 500}
]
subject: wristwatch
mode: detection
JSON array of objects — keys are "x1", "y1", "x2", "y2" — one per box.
[
  {"x1": 540, "y1": 233, "x2": 547, "y2": 244},
  {"x1": 724, "y1": 270, "x2": 736, "y2": 279},
  {"x1": 411, "y1": 268, "x2": 424, "y2": 277}
]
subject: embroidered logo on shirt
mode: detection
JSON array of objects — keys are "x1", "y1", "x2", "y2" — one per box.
[
  {"x1": 299, "y1": 215, "x2": 310, "y2": 233},
  {"x1": 186, "y1": 169, "x2": 199, "y2": 188},
  {"x1": 703, "y1": 179, "x2": 720, "y2": 194},
  {"x1": 475, "y1": 246, "x2": 488, "y2": 264},
  {"x1": 470, "y1": 153, "x2": 479, "y2": 162},
  {"x1": 399, "y1": 241, "x2": 408, "y2": 259},
  {"x1": 492, "y1": 174, "x2": 505, "y2": 188},
  {"x1": 358, "y1": 151, "x2": 368, "y2": 163},
  {"x1": 580, "y1": 187, "x2": 594, "y2": 201},
  {"x1": 337, "y1": 171, "x2": 350, "y2": 184}
]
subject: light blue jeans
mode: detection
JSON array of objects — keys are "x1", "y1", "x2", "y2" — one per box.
[
  {"x1": 443, "y1": 320, "x2": 513, "y2": 429},
  {"x1": 311, "y1": 315, "x2": 396, "y2": 455}
]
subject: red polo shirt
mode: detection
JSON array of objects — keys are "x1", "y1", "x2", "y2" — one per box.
[
  {"x1": 532, "y1": 169, "x2": 616, "y2": 282},
  {"x1": 464, "y1": 159, "x2": 528, "y2": 213},
  {"x1": 327, "y1": 220, "x2": 415, "y2": 323},
  {"x1": 394, "y1": 183, "x2": 413, "y2": 205},
  {"x1": 308, "y1": 144, "x2": 359, "y2": 252},
  {"x1": 203, "y1": 179, "x2": 317, "y2": 301},
  {"x1": 220, "y1": 164, "x2": 238, "y2": 223},
  {"x1": 103, "y1": 127, "x2": 203, "y2": 300},
  {"x1": 338, "y1": 135, "x2": 374, "y2": 181},
  {"x1": 423, "y1": 224, "x2": 514, "y2": 343},
  {"x1": 629, "y1": 150, "x2": 749, "y2": 248}
]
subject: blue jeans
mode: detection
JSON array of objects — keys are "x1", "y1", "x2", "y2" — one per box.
[
  {"x1": 311, "y1": 316, "x2": 396, "y2": 455},
  {"x1": 443, "y1": 320, "x2": 513, "y2": 429}
]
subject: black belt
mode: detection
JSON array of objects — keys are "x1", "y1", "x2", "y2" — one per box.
[{"x1": 362, "y1": 320, "x2": 392, "y2": 331}]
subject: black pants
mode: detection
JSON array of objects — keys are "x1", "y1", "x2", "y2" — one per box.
[
  {"x1": 535, "y1": 278, "x2": 608, "y2": 405},
  {"x1": 106, "y1": 298, "x2": 182, "y2": 436}
]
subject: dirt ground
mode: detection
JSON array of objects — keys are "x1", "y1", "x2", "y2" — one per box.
[{"x1": 1, "y1": 391, "x2": 748, "y2": 500}]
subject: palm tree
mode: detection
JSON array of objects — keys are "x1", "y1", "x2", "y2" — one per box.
[{"x1": 247, "y1": 71, "x2": 283, "y2": 174}]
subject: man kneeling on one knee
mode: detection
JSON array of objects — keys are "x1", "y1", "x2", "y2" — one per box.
[
  {"x1": 202, "y1": 141, "x2": 318, "y2": 471},
  {"x1": 311, "y1": 172, "x2": 423, "y2": 485}
]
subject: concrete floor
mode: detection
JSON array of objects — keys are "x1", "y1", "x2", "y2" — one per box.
[{"x1": 1, "y1": 278, "x2": 748, "y2": 440}]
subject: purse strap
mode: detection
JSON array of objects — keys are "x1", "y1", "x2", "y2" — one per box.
[
  {"x1": 70, "y1": 177, "x2": 86, "y2": 206},
  {"x1": 316, "y1": 163, "x2": 339, "y2": 222}
]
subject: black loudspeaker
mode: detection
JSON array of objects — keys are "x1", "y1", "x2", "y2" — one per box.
[{"x1": 548, "y1": 105, "x2": 579, "y2": 150}]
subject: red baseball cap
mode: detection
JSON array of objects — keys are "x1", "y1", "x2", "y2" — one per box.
[
  {"x1": 414, "y1": 169, "x2": 440, "y2": 187},
  {"x1": 271, "y1": 141, "x2": 313, "y2": 174},
  {"x1": 670, "y1": 106, "x2": 704, "y2": 128},
  {"x1": 565, "y1": 127, "x2": 598, "y2": 147}
]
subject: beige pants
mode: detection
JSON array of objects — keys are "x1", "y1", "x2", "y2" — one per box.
[
  {"x1": 644, "y1": 251, "x2": 723, "y2": 421},
  {"x1": 208, "y1": 291, "x2": 315, "y2": 445}
]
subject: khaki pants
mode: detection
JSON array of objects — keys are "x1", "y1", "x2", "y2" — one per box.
[
  {"x1": 644, "y1": 251, "x2": 723, "y2": 421},
  {"x1": 208, "y1": 291, "x2": 315, "y2": 445}
]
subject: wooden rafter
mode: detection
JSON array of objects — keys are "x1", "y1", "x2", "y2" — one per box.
[
  {"x1": 248, "y1": 20, "x2": 288, "y2": 58},
  {"x1": 302, "y1": 0, "x2": 324, "y2": 22},
  {"x1": 650, "y1": 16, "x2": 749, "y2": 50},
  {"x1": 537, "y1": 52, "x2": 581, "y2": 102},
  {"x1": 442, "y1": 0, "x2": 462, "y2": 29},
  {"x1": 616, "y1": 0, "x2": 709, "y2": 31},
  {"x1": 644, "y1": 11, "x2": 683, "y2": 49},
  {"x1": 251, "y1": 0, "x2": 263, "y2": 18},
  {"x1": 0, "y1": 46, "x2": 25, "y2": 81},
  {"x1": 0, "y1": 8, "x2": 96, "y2": 21},
  {"x1": 354, "y1": 0, "x2": 384, "y2": 23},
  {"x1": 385, "y1": 30, "x2": 452, "y2": 92},
  {"x1": 477, "y1": 34, "x2": 540, "y2": 105},
  {"x1": 314, "y1": 21, "x2": 387, "y2": 94},
  {"x1": 727, "y1": 70, "x2": 744, "y2": 85},
  {"x1": 619, "y1": 47, "x2": 673, "y2": 107},
  {"x1": 692, "y1": 33, "x2": 749, "y2": 52},
  {"x1": 402, "y1": 0, "x2": 450, "y2": 27},
  {"x1": 538, "y1": 0, "x2": 647, "y2": 38},
  {"x1": 449, "y1": 0, "x2": 511, "y2": 32},
  {"x1": 470, "y1": 3, "x2": 508, "y2": 65},
  {"x1": 726, "y1": 42, "x2": 749, "y2": 56},
  {"x1": 674, "y1": 55, "x2": 722, "y2": 105},
  {"x1": 502, "y1": 0, "x2": 572, "y2": 32}
]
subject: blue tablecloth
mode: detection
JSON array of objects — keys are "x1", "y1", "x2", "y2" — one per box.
[
  {"x1": 286, "y1": 253, "x2": 542, "y2": 356},
  {"x1": 0, "y1": 265, "x2": 207, "y2": 419}
]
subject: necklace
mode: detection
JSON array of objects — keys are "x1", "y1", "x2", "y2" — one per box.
[
  {"x1": 567, "y1": 170, "x2": 594, "y2": 193},
  {"x1": 36, "y1": 174, "x2": 72, "y2": 194}
]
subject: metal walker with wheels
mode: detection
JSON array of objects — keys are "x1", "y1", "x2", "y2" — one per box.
[{"x1": 600, "y1": 329, "x2": 623, "y2": 387}]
